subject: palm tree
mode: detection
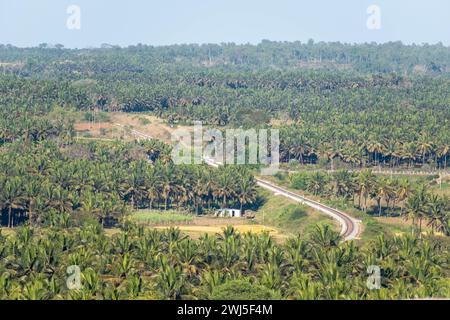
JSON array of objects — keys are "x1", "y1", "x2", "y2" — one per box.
[
  {"x1": 437, "y1": 144, "x2": 449, "y2": 169},
  {"x1": 416, "y1": 135, "x2": 433, "y2": 166},
  {"x1": 213, "y1": 168, "x2": 236, "y2": 208},
  {"x1": 159, "y1": 168, "x2": 174, "y2": 211},
  {"x1": 328, "y1": 170, "x2": 355, "y2": 200},
  {"x1": 79, "y1": 191, "x2": 101, "y2": 220},
  {"x1": 306, "y1": 172, "x2": 327, "y2": 196},
  {"x1": 355, "y1": 170, "x2": 375, "y2": 212},
  {"x1": 309, "y1": 224, "x2": 341, "y2": 248},
  {"x1": 373, "y1": 178, "x2": 393, "y2": 216},
  {"x1": 367, "y1": 140, "x2": 385, "y2": 166},
  {"x1": 426, "y1": 194, "x2": 446, "y2": 235},
  {"x1": 23, "y1": 180, "x2": 42, "y2": 226},
  {"x1": 402, "y1": 142, "x2": 418, "y2": 168},
  {"x1": 0, "y1": 178, "x2": 24, "y2": 228},
  {"x1": 146, "y1": 171, "x2": 161, "y2": 209},
  {"x1": 404, "y1": 193, "x2": 426, "y2": 236},
  {"x1": 237, "y1": 176, "x2": 257, "y2": 214}
]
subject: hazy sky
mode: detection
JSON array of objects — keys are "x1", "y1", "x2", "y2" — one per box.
[{"x1": 1, "y1": 0, "x2": 450, "y2": 48}]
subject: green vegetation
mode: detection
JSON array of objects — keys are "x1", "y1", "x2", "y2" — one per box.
[
  {"x1": 1, "y1": 43, "x2": 449, "y2": 171},
  {"x1": 83, "y1": 111, "x2": 111, "y2": 123},
  {"x1": 254, "y1": 189, "x2": 337, "y2": 236},
  {"x1": 0, "y1": 224, "x2": 448, "y2": 300},
  {"x1": 0, "y1": 42, "x2": 449, "y2": 300},
  {"x1": 130, "y1": 210, "x2": 194, "y2": 225},
  {"x1": 210, "y1": 280, "x2": 281, "y2": 300},
  {"x1": 274, "y1": 170, "x2": 449, "y2": 237},
  {"x1": 0, "y1": 139, "x2": 258, "y2": 228}
]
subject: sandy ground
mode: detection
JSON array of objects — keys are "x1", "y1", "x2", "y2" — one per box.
[{"x1": 75, "y1": 113, "x2": 195, "y2": 144}]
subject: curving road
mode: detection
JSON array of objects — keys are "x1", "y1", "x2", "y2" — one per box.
[{"x1": 255, "y1": 178, "x2": 361, "y2": 241}]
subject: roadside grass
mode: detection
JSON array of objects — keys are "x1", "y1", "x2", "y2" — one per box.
[
  {"x1": 332, "y1": 204, "x2": 413, "y2": 244},
  {"x1": 253, "y1": 188, "x2": 338, "y2": 238}
]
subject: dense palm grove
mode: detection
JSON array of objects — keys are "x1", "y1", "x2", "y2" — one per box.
[
  {"x1": 0, "y1": 224, "x2": 448, "y2": 299},
  {"x1": 286, "y1": 170, "x2": 449, "y2": 235},
  {"x1": 1, "y1": 42, "x2": 449, "y2": 169},
  {"x1": 0, "y1": 139, "x2": 258, "y2": 227}
]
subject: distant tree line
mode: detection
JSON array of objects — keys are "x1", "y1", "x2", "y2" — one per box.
[{"x1": 1, "y1": 43, "x2": 448, "y2": 169}]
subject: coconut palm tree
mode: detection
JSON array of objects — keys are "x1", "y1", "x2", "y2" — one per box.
[
  {"x1": 306, "y1": 172, "x2": 327, "y2": 196},
  {"x1": 213, "y1": 168, "x2": 237, "y2": 208},
  {"x1": 373, "y1": 178, "x2": 394, "y2": 216},
  {"x1": 355, "y1": 170, "x2": 375, "y2": 212},
  {"x1": 404, "y1": 191, "x2": 427, "y2": 236},
  {"x1": 0, "y1": 178, "x2": 24, "y2": 228},
  {"x1": 328, "y1": 170, "x2": 355, "y2": 200},
  {"x1": 426, "y1": 194, "x2": 446, "y2": 235},
  {"x1": 394, "y1": 179, "x2": 412, "y2": 216},
  {"x1": 237, "y1": 175, "x2": 257, "y2": 214}
]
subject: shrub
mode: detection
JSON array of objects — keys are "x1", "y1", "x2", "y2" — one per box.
[
  {"x1": 138, "y1": 117, "x2": 151, "y2": 125},
  {"x1": 282, "y1": 205, "x2": 307, "y2": 220},
  {"x1": 290, "y1": 172, "x2": 310, "y2": 190}
]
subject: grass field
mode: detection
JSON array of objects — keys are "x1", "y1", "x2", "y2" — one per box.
[
  {"x1": 130, "y1": 210, "x2": 195, "y2": 225},
  {"x1": 130, "y1": 209, "x2": 284, "y2": 240}
]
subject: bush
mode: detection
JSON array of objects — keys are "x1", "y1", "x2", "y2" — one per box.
[
  {"x1": 290, "y1": 172, "x2": 310, "y2": 190},
  {"x1": 282, "y1": 205, "x2": 307, "y2": 220},
  {"x1": 83, "y1": 111, "x2": 111, "y2": 122},
  {"x1": 273, "y1": 171, "x2": 286, "y2": 181},
  {"x1": 317, "y1": 156, "x2": 330, "y2": 168},
  {"x1": 210, "y1": 279, "x2": 281, "y2": 300},
  {"x1": 138, "y1": 117, "x2": 151, "y2": 125}
]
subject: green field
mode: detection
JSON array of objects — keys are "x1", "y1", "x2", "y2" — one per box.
[{"x1": 130, "y1": 210, "x2": 194, "y2": 225}]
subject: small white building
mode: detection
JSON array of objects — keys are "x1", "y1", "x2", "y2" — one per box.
[{"x1": 215, "y1": 208, "x2": 242, "y2": 218}]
